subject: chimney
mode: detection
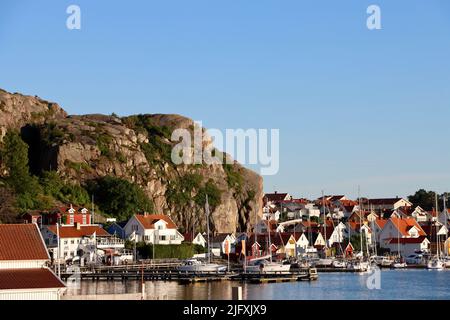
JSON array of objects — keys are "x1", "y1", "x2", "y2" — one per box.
[
  {"x1": 75, "y1": 222, "x2": 81, "y2": 230},
  {"x1": 274, "y1": 191, "x2": 278, "y2": 194}
]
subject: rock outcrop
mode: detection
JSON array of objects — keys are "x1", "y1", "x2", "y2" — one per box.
[{"x1": 0, "y1": 88, "x2": 263, "y2": 233}]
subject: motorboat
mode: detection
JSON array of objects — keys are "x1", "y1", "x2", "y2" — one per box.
[
  {"x1": 346, "y1": 260, "x2": 370, "y2": 272},
  {"x1": 316, "y1": 258, "x2": 334, "y2": 267},
  {"x1": 177, "y1": 259, "x2": 227, "y2": 272},
  {"x1": 332, "y1": 260, "x2": 347, "y2": 268},
  {"x1": 246, "y1": 259, "x2": 291, "y2": 273},
  {"x1": 391, "y1": 262, "x2": 407, "y2": 268}
]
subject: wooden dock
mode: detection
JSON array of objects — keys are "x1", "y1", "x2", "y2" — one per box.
[{"x1": 60, "y1": 268, "x2": 319, "y2": 284}]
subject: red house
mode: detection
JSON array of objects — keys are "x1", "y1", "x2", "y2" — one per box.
[{"x1": 23, "y1": 204, "x2": 92, "y2": 226}]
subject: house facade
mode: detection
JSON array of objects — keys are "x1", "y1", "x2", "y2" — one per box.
[
  {"x1": 23, "y1": 204, "x2": 92, "y2": 226},
  {"x1": 0, "y1": 224, "x2": 65, "y2": 300},
  {"x1": 41, "y1": 224, "x2": 119, "y2": 262},
  {"x1": 124, "y1": 214, "x2": 184, "y2": 245}
]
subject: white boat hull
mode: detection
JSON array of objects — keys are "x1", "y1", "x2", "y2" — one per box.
[
  {"x1": 177, "y1": 259, "x2": 227, "y2": 272},
  {"x1": 246, "y1": 262, "x2": 291, "y2": 273},
  {"x1": 427, "y1": 259, "x2": 445, "y2": 270}
]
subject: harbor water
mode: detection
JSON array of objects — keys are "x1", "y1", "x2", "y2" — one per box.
[{"x1": 65, "y1": 269, "x2": 450, "y2": 300}]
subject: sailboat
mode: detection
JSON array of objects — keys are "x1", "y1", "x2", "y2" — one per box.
[
  {"x1": 391, "y1": 217, "x2": 407, "y2": 269},
  {"x1": 427, "y1": 194, "x2": 445, "y2": 270},
  {"x1": 177, "y1": 195, "x2": 226, "y2": 273},
  {"x1": 347, "y1": 188, "x2": 370, "y2": 272},
  {"x1": 246, "y1": 203, "x2": 291, "y2": 273}
]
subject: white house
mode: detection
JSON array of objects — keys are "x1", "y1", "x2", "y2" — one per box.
[
  {"x1": 294, "y1": 233, "x2": 310, "y2": 253},
  {"x1": 41, "y1": 224, "x2": 120, "y2": 262},
  {"x1": 124, "y1": 214, "x2": 184, "y2": 245},
  {"x1": 0, "y1": 224, "x2": 66, "y2": 300},
  {"x1": 262, "y1": 206, "x2": 281, "y2": 221},
  {"x1": 305, "y1": 203, "x2": 321, "y2": 218},
  {"x1": 384, "y1": 237, "x2": 430, "y2": 257},
  {"x1": 193, "y1": 233, "x2": 207, "y2": 247},
  {"x1": 327, "y1": 222, "x2": 347, "y2": 247},
  {"x1": 378, "y1": 218, "x2": 428, "y2": 255},
  {"x1": 410, "y1": 206, "x2": 429, "y2": 223}
]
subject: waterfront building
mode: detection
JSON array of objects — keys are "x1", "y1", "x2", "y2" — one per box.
[
  {"x1": 41, "y1": 223, "x2": 120, "y2": 263},
  {"x1": 23, "y1": 204, "x2": 92, "y2": 226},
  {"x1": 210, "y1": 233, "x2": 236, "y2": 256},
  {"x1": 107, "y1": 221, "x2": 127, "y2": 239},
  {"x1": 0, "y1": 224, "x2": 65, "y2": 300},
  {"x1": 123, "y1": 213, "x2": 184, "y2": 245},
  {"x1": 379, "y1": 217, "x2": 428, "y2": 257}
]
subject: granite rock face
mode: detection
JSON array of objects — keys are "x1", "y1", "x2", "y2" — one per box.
[{"x1": 0, "y1": 89, "x2": 263, "y2": 233}]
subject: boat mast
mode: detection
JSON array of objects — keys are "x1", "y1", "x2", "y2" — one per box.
[
  {"x1": 268, "y1": 226, "x2": 272, "y2": 262},
  {"x1": 358, "y1": 186, "x2": 363, "y2": 260},
  {"x1": 322, "y1": 190, "x2": 327, "y2": 256},
  {"x1": 206, "y1": 195, "x2": 211, "y2": 264},
  {"x1": 435, "y1": 193, "x2": 440, "y2": 260}
]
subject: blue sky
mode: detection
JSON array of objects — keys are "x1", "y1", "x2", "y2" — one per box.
[{"x1": 1, "y1": 0, "x2": 450, "y2": 199}]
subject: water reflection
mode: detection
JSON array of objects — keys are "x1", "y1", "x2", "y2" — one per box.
[{"x1": 65, "y1": 270, "x2": 450, "y2": 300}]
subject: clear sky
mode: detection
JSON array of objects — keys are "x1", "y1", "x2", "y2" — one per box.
[{"x1": 1, "y1": 0, "x2": 450, "y2": 200}]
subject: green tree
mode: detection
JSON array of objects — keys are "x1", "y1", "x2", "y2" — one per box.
[
  {"x1": 40, "y1": 171, "x2": 90, "y2": 205},
  {"x1": 194, "y1": 179, "x2": 222, "y2": 209},
  {"x1": 87, "y1": 176, "x2": 154, "y2": 220},
  {"x1": 408, "y1": 189, "x2": 439, "y2": 211},
  {"x1": 2, "y1": 131, "x2": 40, "y2": 195}
]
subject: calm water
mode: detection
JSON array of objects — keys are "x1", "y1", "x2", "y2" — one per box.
[{"x1": 66, "y1": 270, "x2": 450, "y2": 300}]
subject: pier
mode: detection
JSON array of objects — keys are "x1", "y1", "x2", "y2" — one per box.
[{"x1": 59, "y1": 265, "x2": 319, "y2": 284}]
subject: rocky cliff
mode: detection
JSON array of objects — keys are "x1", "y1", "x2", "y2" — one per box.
[{"x1": 0, "y1": 88, "x2": 263, "y2": 233}]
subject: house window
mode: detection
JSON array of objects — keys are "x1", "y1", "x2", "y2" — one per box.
[
  {"x1": 158, "y1": 225, "x2": 163, "y2": 230},
  {"x1": 64, "y1": 240, "x2": 68, "y2": 245},
  {"x1": 170, "y1": 235, "x2": 175, "y2": 240},
  {"x1": 82, "y1": 215, "x2": 86, "y2": 224},
  {"x1": 69, "y1": 215, "x2": 74, "y2": 224},
  {"x1": 132, "y1": 225, "x2": 138, "y2": 232},
  {"x1": 160, "y1": 235, "x2": 166, "y2": 241},
  {"x1": 71, "y1": 240, "x2": 75, "y2": 244},
  {"x1": 64, "y1": 251, "x2": 68, "y2": 257}
]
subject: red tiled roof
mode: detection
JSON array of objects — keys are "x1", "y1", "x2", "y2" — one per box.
[
  {"x1": 47, "y1": 225, "x2": 110, "y2": 238},
  {"x1": 389, "y1": 218, "x2": 427, "y2": 237},
  {"x1": 388, "y1": 236, "x2": 428, "y2": 244},
  {"x1": 0, "y1": 268, "x2": 65, "y2": 290},
  {"x1": 0, "y1": 224, "x2": 50, "y2": 261},
  {"x1": 135, "y1": 214, "x2": 177, "y2": 229},
  {"x1": 375, "y1": 219, "x2": 388, "y2": 228},
  {"x1": 340, "y1": 200, "x2": 358, "y2": 206}
]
